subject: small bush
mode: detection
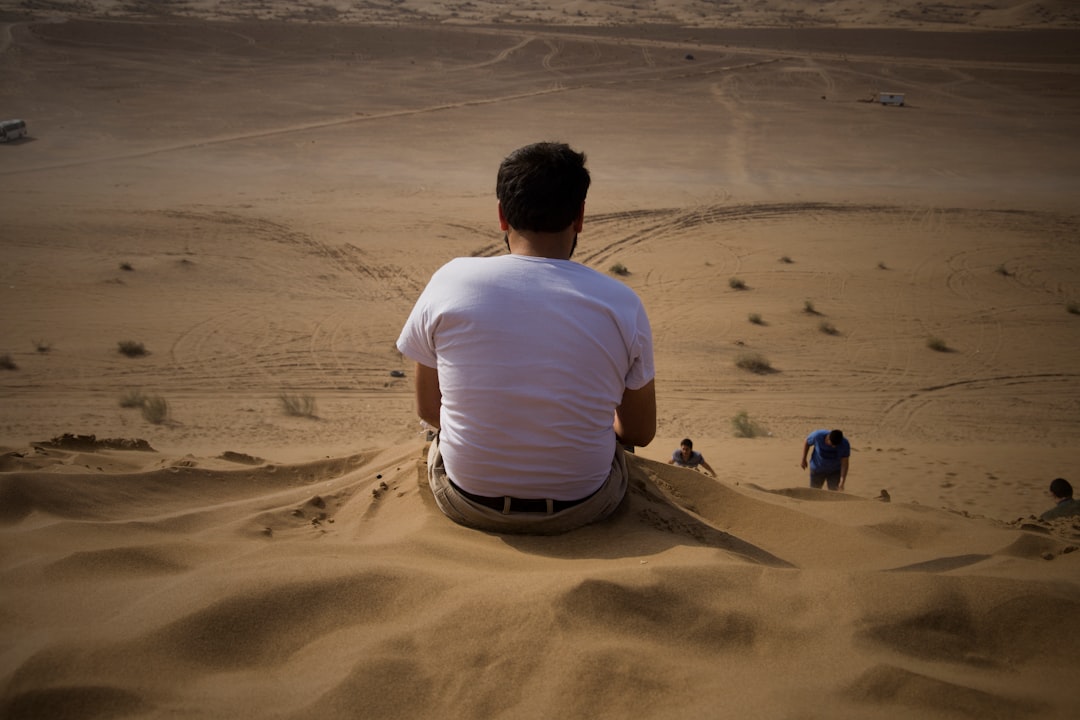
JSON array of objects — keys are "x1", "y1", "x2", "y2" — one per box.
[
  {"x1": 779, "y1": 255, "x2": 793, "y2": 264},
  {"x1": 33, "y1": 339, "x2": 51, "y2": 353},
  {"x1": 735, "y1": 352, "x2": 774, "y2": 374},
  {"x1": 819, "y1": 321, "x2": 839, "y2": 335},
  {"x1": 995, "y1": 264, "x2": 1011, "y2": 277},
  {"x1": 0, "y1": 354, "x2": 16, "y2": 370},
  {"x1": 1067, "y1": 302, "x2": 1079, "y2": 315},
  {"x1": 748, "y1": 313, "x2": 764, "y2": 325},
  {"x1": 731, "y1": 410, "x2": 766, "y2": 438},
  {"x1": 119, "y1": 389, "x2": 146, "y2": 408},
  {"x1": 926, "y1": 336, "x2": 950, "y2": 352},
  {"x1": 609, "y1": 263, "x2": 629, "y2": 276},
  {"x1": 729, "y1": 277, "x2": 747, "y2": 290},
  {"x1": 803, "y1": 300, "x2": 819, "y2": 315},
  {"x1": 118, "y1": 340, "x2": 147, "y2": 357},
  {"x1": 877, "y1": 261, "x2": 888, "y2": 270},
  {"x1": 141, "y1": 395, "x2": 170, "y2": 424},
  {"x1": 120, "y1": 262, "x2": 134, "y2": 272},
  {"x1": 280, "y1": 392, "x2": 317, "y2": 418}
]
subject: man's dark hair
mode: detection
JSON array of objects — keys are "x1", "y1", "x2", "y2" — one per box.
[
  {"x1": 1050, "y1": 477, "x2": 1073, "y2": 500},
  {"x1": 828, "y1": 429, "x2": 844, "y2": 445},
  {"x1": 496, "y1": 142, "x2": 590, "y2": 233},
  {"x1": 681, "y1": 438, "x2": 693, "y2": 449}
]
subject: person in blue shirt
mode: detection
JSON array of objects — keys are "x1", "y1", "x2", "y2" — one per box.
[
  {"x1": 1040, "y1": 478, "x2": 1080, "y2": 521},
  {"x1": 668, "y1": 438, "x2": 716, "y2": 477},
  {"x1": 800, "y1": 429, "x2": 850, "y2": 491}
]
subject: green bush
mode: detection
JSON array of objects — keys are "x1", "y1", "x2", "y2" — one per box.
[
  {"x1": 609, "y1": 263, "x2": 629, "y2": 276},
  {"x1": 748, "y1": 313, "x2": 764, "y2": 325}
]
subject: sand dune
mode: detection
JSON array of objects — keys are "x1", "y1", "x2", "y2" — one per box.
[
  {"x1": 2, "y1": 441, "x2": 1078, "y2": 719},
  {"x1": 2, "y1": 2, "x2": 1080, "y2": 718}
]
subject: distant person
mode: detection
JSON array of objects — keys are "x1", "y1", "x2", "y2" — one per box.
[
  {"x1": 397, "y1": 141, "x2": 656, "y2": 535},
  {"x1": 668, "y1": 438, "x2": 715, "y2": 477},
  {"x1": 1040, "y1": 478, "x2": 1080, "y2": 521},
  {"x1": 800, "y1": 429, "x2": 850, "y2": 491}
]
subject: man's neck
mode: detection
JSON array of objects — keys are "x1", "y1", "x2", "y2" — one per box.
[{"x1": 507, "y1": 229, "x2": 576, "y2": 260}]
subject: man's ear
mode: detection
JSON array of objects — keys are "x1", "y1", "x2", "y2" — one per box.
[
  {"x1": 497, "y1": 201, "x2": 510, "y2": 231},
  {"x1": 573, "y1": 202, "x2": 585, "y2": 233}
]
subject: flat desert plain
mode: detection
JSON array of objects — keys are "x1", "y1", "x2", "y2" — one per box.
[{"x1": 1, "y1": 2, "x2": 1079, "y2": 719}]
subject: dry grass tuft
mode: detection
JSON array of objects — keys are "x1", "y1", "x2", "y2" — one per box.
[
  {"x1": 735, "y1": 352, "x2": 774, "y2": 374},
  {"x1": 117, "y1": 340, "x2": 147, "y2": 357},
  {"x1": 732, "y1": 410, "x2": 767, "y2": 438},
  {"x1": 280, "y1": 392, "x2": 317, "y2": 418},
  {"x1": 926, "y1": 336, "x2": 951, "y2": 352}
]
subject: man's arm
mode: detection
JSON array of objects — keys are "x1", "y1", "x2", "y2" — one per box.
[
  {"x1": 700, "y1": 458, "x2": 716, "y2": 476},
  {"x1": 800, "y1": 441, "x2": 812, "y2": 469},
  {"x1": 839, "y1": 456, "x2": 849, "y2": 490},
  {"x1": 614, "y1": 379, "x2": 656, "y2": 448},
  {"x1": 414, "y1": 362, "x2": 442, "y2": 429}
]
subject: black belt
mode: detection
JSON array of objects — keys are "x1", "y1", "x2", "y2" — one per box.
[{"x1": 449, "y1": 479, "x2": 594, "y2": 514}]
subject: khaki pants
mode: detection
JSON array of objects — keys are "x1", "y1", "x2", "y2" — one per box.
[{"x1": 427, "y1": 435, "x2": 628, "y2": 535}]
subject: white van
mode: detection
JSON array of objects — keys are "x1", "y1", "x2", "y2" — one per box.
[{"x1": 0, "y1": 119, "x2": 28, "y2": 142}]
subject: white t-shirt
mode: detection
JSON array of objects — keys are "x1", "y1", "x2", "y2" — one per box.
[{"x1": 397, "y1": 254, "x2": 654, "y2": 500}]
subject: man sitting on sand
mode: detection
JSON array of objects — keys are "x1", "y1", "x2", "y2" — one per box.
[
  {"x1": 397, "y1": 141, "x2": 656, "y2": 534},
  {"x1": 668, "y1": 438, "x2": 716, "y2": 477},
  {"x1": 800, "y1": 429, "x2": 850, "y2": 491},
  {"x1": 1040, "y1": 478, "x2": 1080, "y2": 521}
]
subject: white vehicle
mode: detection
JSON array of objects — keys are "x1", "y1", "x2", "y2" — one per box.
[
  {"x1": 875, "y1": 92, "x2": 905, "y2": 106},
  {"x1": 0, "y1": 118, "x2": 27, "y2": 142}
]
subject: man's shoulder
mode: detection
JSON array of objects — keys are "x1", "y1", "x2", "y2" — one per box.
[{"x1": 1041, "y1": 498, "x2": 1080, "y2": 521}]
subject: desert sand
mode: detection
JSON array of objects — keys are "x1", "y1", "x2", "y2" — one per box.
[{"x1": 2, "y1": 1, "x2": 1080, "y2": 718}]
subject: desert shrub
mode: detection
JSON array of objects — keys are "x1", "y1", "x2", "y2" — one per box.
[
  {"x1": 926, "y1": 336, "x2": 950, "y2": 352},
  {"x1": 280, "y1": 392, "x2": 317, "y2": 418},
  {"x1": 735, "y1": 352, "x2": 773, "y2": 374},
  {"x1": 819, "y1": 321, "x2": 839, "y2": 335},
  {"x1": 33, "y1": 339, "x2": 51, "y2": 353},
  {"x1": 803, "y1": 300, "x2": 819, "y2": 315},
  {"x1": 119, "y1": 389, "x2": 146, "y2": 408},
  {"x1": 0, "y1": 354, "x2": 16, "y2": 370},
  {"x1": 120, "y1": 262, "x2": 134, "y2": 272},
  {"x1": 141, "y1": 395, "x2": 169, "y2": 424},
  {"x1": 779, "y1": 255, "x2": 793, "y2": 264},
  {"x1": 1067, "y1": 302, "x2": 1079, "y2": 315},
  {"x1": 731, "y1": 410, "x2": 767, "y2": 438},
  {"x1": 117, "y1": 340, "x2": 147, "y2": 357},
  {"x1": 877, "y1": 261, "x2": 888, "y2": 270},
  {"x1": 729, "y1": 277, "x2": 747, "y2": 290},
  {"x1": 995, "y1": 264, "x2": 1011, "y2": 277},
  {"x1": 748, "y1": 313, "x2": 764, "y2": 325},
  {"x1": 609, "y1": 262, "x2": 629, "y2": 276}
]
